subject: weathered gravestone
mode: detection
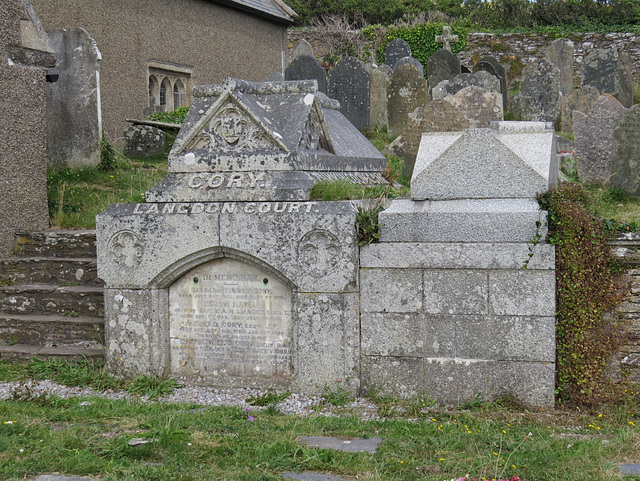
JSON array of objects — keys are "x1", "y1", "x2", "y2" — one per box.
[
  {"x1": 427, "y1": 49, "x2": 461, "y2": 99},
  {"x1": 545, "y1": 38, "x2": 574, "y2": 97},
  {"x1": 581, "y1": 48, "x2": 633, "y2": 108},
  {"x1": 511, "y1": 59, "x2": 561, "y2": 123},
  {"x1": 292, "y1": 38, "x2": 314, "y2": 60},
  {"x1": 473, "y1": 55, "x2": 507, "y2": 110},
  {"x1": 611, "y1": 104, "x2": 640, "y2": 195},
  {"x1": 388, "y1": 86, "x2": 503, "y2": 179},
  {"x1": 96, "y1": 78, "x2": 387, "y2": 392},
  {"x1": 366, "y1": 63, "x2": 391, "y2": 128},
  {"x1": 435, "y1": 25, "x2": 458, "y2": 52},
  {"x1": 431, "y1": 71, "x2": 500, "y2": 100},
  {"x1": 387, "y1": 62, "x2": 428, "y2": 139},
  {"x1": 573, "y1": 94, "x2": 625, "y2": 183},
  {"x1": 558, "y1": 85, "x2": 600, "y2": 134},
  {"x1": 285, "y1": 54, "x2": 327, "y2": 93},
  {"x1": 123, "y1": 125, "x2": 165, "y2": 158},
  {"x1": 46, "y1": 27, "x2": 101, "y2": 169},
  {"x1": 328, "y1": 56, "x2": 371, "y2": 130},
  {"x1": 384, "y1": 38, "x2": 411, "y2": 68},
  {"x1": 393, "y1": 56, "x2": 424, "y2": 77},
  {"x1": 363, "y1": 121, "x2": 557, "y2": 407}
]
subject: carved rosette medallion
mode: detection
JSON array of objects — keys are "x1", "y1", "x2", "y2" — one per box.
[
  {"x1": 109, "y1": 230, "x2": 144, "y2": 268},
  {"x1": 297, "y1": 229, "x2": 341, "y2": 278}
]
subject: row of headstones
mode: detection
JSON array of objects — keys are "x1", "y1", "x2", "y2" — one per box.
[
  {"x1": 512, "y1": 39, "x2": 634, "y2": 124},
  {"x1": 285, "y1": 36, "x2": 506, "y2": 139}
]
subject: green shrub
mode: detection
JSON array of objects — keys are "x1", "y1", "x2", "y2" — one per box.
[{"x1": 147, "y1": 106, "x2": 189, "y2": 124}]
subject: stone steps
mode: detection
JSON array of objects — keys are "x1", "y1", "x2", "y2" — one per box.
[
  {"x1": 0, "y1": 313, "x2": 103, "y2": 349},
  {"x1": 0, "y1": 230, "x2": 105, "y2": 363},
  {"x1": 13, "y1": 230, "x2": 97, "y2": 258},
  {"x1": 0, "y1": 257, "x2": 99, "y2": 285}
]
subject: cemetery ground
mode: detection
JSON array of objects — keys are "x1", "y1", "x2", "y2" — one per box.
[
  {"x1": 2, "y1": 358, "x2": 640, "y2": 481},
  {"x1": 6, "y1": 128, "x2": 640, "y2": 480}
]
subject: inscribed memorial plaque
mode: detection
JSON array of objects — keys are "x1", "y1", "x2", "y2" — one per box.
[{"x1": 169, "y1": 258, "x2": 293, "y2": 381}]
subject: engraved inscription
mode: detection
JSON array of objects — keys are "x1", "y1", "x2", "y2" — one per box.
[
  {"x1": 109, "y1": 230, "x2": 144, "y2": 268},
  {"x1": 132, "y1": 202, "x2": 316, "y2": 215},
  {"x1": 169, "y1": 258, "x2": 293, "y2": 380},
  {"x1": 187, "y1": 172, "x2": 267, "y2": 190},
  {"x1": 298, "y1": 229, "x2": 342, "y2": 278}
]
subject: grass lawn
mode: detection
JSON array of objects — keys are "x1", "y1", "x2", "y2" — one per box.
[{"x1": 1, "y1": 360, "x2": 640, "y2": 481}]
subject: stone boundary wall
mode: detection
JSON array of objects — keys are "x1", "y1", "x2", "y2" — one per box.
[
  {"x1": 610, "y1": 233, "x2": 640, "y2": 383},
  {"x1": 288, "y1": 30, "x2": 640, "y2": 85}
]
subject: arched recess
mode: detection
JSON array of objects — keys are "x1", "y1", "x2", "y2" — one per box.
[
  {"x1": 148, "y1": 75, "x2": 159, "y2": 109},
  {"x1": 149, "y1": 245, "x2": 297, "y2": 291},
  {"x1": 160, "y1": 77, "x2": 171, "y2": 111},
  {"x1": 173, "y1": 79, "x2": 185, "y2": 108}
]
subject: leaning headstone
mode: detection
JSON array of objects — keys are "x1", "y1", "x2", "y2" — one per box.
[
  {"x1": 389, "y1": 86, "x2": 502, "y2": 178},
  {"x1": 366, "y1": 63, "x2": 391, "y2": 128},
  {"x1": 427, "y1": 49, "x2": 461, "y2": 98},
  {"x1": 328, "y1": 56, "x2": 371, "y2": 130},
  {"x1": 581, "y1": 48, "x2": 633, "y2": 108},
  {"x1": 573, "y1": 94, "x2": 625, "y2": 183},
  {"x1": 384, "y1": 38, "x2": 411, "y2": 68},
  {"x1": 558, "y1": 85, "x2": 600, "y2": 134},
  {"x1": 431, "y1": 71, "x2": 500, "y2": 100},
  {"x1": 387, "y1": 62, "x2": 428, "y2": 139},
  {"x1": 123, "y1": 125, "x2": 166, "y2": 158},
  {"x1": 46, "y1": 27, "x2": 101, "y2": 169},
  {"x1": 545, "y1": 38, "x2": 575, "y2": 96},
  {"x1": 393, "y1": 56, "x2": 424, "y2": 77},
  {"x1": 285, "y1": 54, "x2": 327, "y2": 93},
  {"x1": 511, "y1": 59, "x2": 561, "y2": 123},
  {"x1": 292, "y1": 38, "x2": 314, "y2": 60},
  {"x1": 473, "y1": 55, "x2": 507, "y2": 110},
  {"x1": 611, "y1": 104, "x2": 640, "y2": 195}
]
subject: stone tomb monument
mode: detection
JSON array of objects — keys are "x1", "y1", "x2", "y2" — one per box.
[
  {"x1": 368, "y1": 122, "x2": 557, "y2": 406},
  {"x1": 97, "y1": 78, "x2": 386, "y2": 391}
]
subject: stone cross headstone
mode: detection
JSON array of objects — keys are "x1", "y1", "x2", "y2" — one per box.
[
  {"x1": 366, "y1": 63, "x2": 391, "y2": 128},
  {"x1": 435, "y1": 26, "x2": 458, "y2": 52},
  {"x1": 387, "y1": 62, "x2": 428, "y2": 139},
  {"x1": 473, "y1": 55, "x2": 507, "y2": 110},
  {"x1": 285, "y1": 54, "x2": 327, "y2": 93},
  {"x1": 545, "y1": 38, "x2": 574, "y2": 97},
  {"x1": 393, "y1": 56, "x2": 424, "y2": 77},
  {"x1": 573, "y1": 94, "x2": 625, "y2": 183},
  {"x1": 511, "y1": 59, "x2": 561, "y2": 123},
  {"x1": 427, "y1": 49, "x2": 461, "y2": 99},
  {"x1": 328, "y1": 56, "x2": 371, "y2": 130},
  {"x1": 292, "y1": 38, "x2": 314, "y2": 60},
  {"x1": 431, "y1": 71, "x2": 500, "y2": 100},
  {"x1": 558, "y1": 85, "x2": 600, "y2": 134},
  {"x1": 384, "y1": 38, "x2": 412, "y2": 68},
  {"x1": 581, "y1": 48, "x2": 633, "y2": 108},
  {"x1": 611, "y1": 104, "x2": 640, "y2": 195}
]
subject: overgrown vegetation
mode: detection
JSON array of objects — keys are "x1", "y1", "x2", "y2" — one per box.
[
  {"x1": 538, "y1": 184, "x2": 629, "y2": 407},
  {"x1": 147, "y1": 106, "x2": 189, "y2": 124},
  {"x1": 284, "y1": 0, "x2": 640, "y2": 31}
]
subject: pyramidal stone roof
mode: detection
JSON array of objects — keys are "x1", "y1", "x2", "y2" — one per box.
[{"x1": 212, "y1": 0, "x2": 296, "y2": 24}]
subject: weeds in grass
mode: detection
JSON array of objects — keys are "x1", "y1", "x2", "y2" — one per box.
[
  {"x1": 245, "y1": 389, "x2": 291, "y2": 406},
  {"x1": 27, "y1": 357, "x2": 126, "y2": 392},
  {"x1": 318, "y1": 381, "x2": 355, "y2": 407},
  {"x1": 126, "y1": 375, "x2": 182, "y2": 400}
]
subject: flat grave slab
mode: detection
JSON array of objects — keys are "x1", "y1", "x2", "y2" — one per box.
[
  {"x1": 282, "y1": 472, "x2": 349, "y2": 481},
  {"x1": 297, "y1": 436, "x2": 383, "y2": 453}
]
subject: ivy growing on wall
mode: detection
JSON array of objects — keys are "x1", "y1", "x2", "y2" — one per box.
[
  {"x1": 538, "y1": 184, "x2": 628, "y2": 407},
  {"x1": 376, "y1": 23, "x2": 467, "y2": 69}
]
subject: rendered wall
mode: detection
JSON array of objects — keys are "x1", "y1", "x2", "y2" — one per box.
[
  {"x1": 31, "y1": 0, "x2": 289, "y2": 141},
  {"x1": 0, "y1": 0, "x2": 51, "y2": 257}
]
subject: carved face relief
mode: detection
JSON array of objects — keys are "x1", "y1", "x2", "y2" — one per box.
[
  {"x1": 109, "y1": 230, "x2": 144, "y2": 268},
  {"x1": 297, "y1": 229, "x2": 341, "y2": 278},
  {"x1": 213, "y1": 107, "x2": 249, "y2": 147}
]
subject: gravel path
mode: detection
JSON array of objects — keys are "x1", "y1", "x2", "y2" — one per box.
[{"x1": 0, "y1": 380, "x2": 382, "y2": 419}]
